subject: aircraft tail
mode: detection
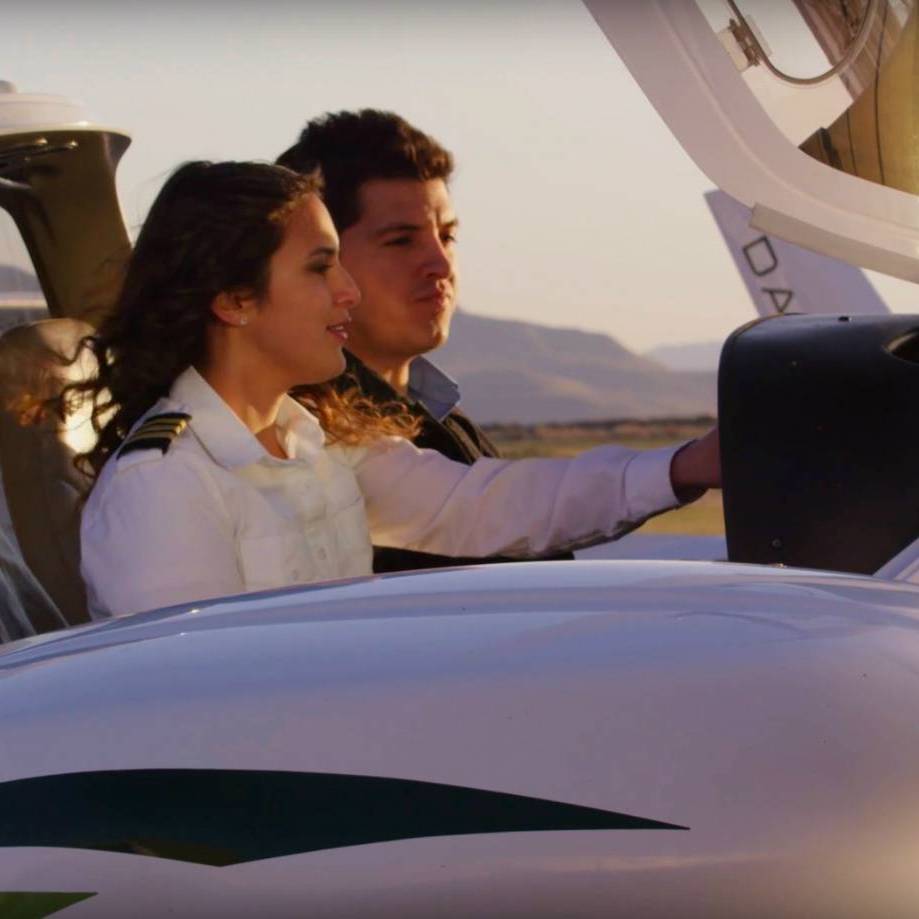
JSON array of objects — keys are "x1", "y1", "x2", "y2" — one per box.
[{"x1": 705, "y1": 190, "x2": 889, "y2": 318}]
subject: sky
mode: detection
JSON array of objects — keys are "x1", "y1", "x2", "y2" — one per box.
[{"x1": 1, "y1": 0, "x2": 916, "y2": 354}]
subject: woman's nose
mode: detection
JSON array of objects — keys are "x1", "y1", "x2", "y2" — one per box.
[{"x1": 334, "y1": 266, "x2": 361, "y2": 308}]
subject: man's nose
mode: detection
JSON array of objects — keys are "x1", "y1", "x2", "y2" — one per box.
[{"x1": 421, "y1": 235, "x2": 453, "y2": 280}]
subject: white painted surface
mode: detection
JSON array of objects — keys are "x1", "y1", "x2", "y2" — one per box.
[
  {"x1": 583, "y1": 1, "x2": 919, "y2": 283},
  {"x1": 0, "y1": 86, "x2": 87, "y2": 134},
  {"x1": 0, "y1": 81, "x2": 128, "y2": 142},
  {"x1": 2, "y1": 560, "x2": 919, "y2": 916}
]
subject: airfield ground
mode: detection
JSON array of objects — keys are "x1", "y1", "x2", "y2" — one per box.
[{"x1": 485, "y1": 416, "x2": 724, "y2": 536}]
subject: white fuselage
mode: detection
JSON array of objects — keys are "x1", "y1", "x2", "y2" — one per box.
[{"x1": 2, "y1": 559, "x2": 918, "y2": 917}]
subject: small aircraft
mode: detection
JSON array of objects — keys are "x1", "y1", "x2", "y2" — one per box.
[{"x1": 1, "y1": 2, "x2": 919, "y2": 916}]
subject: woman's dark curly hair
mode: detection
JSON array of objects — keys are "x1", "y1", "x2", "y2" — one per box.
[{"x1": 66, "y1": 160, "x2": 418, "y2": 480}]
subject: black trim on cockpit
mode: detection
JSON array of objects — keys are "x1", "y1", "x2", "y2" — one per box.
[{"x1": 0, "y1": 769, "x2": 687, "y2": 866}]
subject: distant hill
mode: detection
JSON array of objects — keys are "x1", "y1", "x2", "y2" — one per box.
[
  {"x1": 645, "y1": 340, "x2": 723, "y2": 373},
  {"x1": 0, "y1": 266, "x2": 45, "y2": 329},
  {"x1": 0, "y1": 264, "x2": 41, "y2": 293},
  {"x1": 0, "y1": 269, "x2": 714, "y2": 422},
  {"x1": 435, "y1": 311, "x2": 715, "y2": 423}
]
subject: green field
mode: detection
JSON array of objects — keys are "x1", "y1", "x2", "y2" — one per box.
[{"x1": 485, "y1": 417, "x2": 724, "y2": 536}]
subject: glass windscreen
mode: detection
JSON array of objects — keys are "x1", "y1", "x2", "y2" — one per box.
[
  {"x1": 798, "y1": 1, "x2": 919, "y2": 197},
  {"x1": 731, "y1": 0, "x2": 879, "y2": 84},
  {"x1": 697, "y1": 0, "x2": 918, "y2": 196},
  {"x1": 0, "y1": 212, "x2": 47, "y2": 332}
]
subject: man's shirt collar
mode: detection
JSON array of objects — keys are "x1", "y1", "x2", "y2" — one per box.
[{"x1": 407, "y1": 356, "x2": 460, "y2": 422}]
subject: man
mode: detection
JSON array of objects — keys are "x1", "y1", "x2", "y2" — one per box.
[{"x1": 277, "y1": 110, "x2": 718, "y2": 572}]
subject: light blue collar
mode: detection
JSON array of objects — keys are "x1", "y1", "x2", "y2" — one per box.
[{"x1": 407, "y1": 356, "x2": 461, "y2": 422}]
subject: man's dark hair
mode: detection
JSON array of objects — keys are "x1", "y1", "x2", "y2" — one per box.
[{"x1": 277, "y1": 109, "x2": 454, "y2": 231}]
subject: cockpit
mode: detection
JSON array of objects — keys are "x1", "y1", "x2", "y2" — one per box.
[{"x1": 1, "y1": 0, "x2": 919, "y2": 638}]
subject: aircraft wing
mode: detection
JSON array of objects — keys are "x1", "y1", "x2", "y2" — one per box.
[{"x1": 705, "y1": 189, "x2": 889, "y2": 318}]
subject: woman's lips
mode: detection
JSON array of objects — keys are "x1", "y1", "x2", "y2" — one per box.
[{"x1": 327, "y1": 323, "x2": 350, "y2": 343}]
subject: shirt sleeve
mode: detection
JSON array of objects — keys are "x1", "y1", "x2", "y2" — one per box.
[
  {"x1": 80, "y1": 454, "x2": 243, "y2": 618},
  {"x1": 356, "y1": 437, "x2": 684, "y2": 559}
]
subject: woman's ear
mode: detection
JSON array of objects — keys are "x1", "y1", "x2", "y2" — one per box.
[{"x1": 210, "y1": 291, "x2": 253, "y2": 327}]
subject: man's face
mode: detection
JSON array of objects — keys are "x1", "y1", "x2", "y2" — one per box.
[{"x1": 338, "y1": 177, "x2": 458, "y2": 370}]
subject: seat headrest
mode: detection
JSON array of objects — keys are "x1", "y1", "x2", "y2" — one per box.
[
  {"x1": 0, "y1": 318, "x2": 94, "y2": 404},
  {"x1": 0, "y1": 318, "x2": 97, "y2": 450},
  {"x1": 0, "y1": 318, "x2": 97, "y2": 630}
]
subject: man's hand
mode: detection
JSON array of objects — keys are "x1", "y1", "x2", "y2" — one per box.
[{"x1": 669, "y1": 425, "x2": 721, "y2": 498}]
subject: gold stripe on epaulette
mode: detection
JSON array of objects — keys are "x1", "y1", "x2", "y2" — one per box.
[
  {"x1": 118, "y1": 412, "x2": 191, "y2": 458},
  {"x1": 129, "y1": 412, "x2": 190, "y2": 431},
  {"x1": 132, "y1": 420, "x2": 188, "y2": 436}
]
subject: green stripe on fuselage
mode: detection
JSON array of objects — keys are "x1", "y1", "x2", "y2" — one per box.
[{"x1": 0, "y1": 892, "x2": 96, "y2": 918}]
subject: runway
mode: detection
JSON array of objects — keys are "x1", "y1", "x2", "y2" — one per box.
[{"x1": 576, "y1": 533, "x2": 726, "y2": 562}]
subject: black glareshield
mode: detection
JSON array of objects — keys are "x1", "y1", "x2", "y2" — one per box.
[{"x1": 720, "y1": 312, "x2": 919, "y2": 575}]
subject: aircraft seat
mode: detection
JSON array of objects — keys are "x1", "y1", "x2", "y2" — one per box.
[{"x1": 0, "y1": 318, "x2": 96, "y2": 632}]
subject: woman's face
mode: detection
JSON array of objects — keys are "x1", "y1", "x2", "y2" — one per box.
[{"x1": 245, "y1": 194, "x2": 360, "y2": 388}]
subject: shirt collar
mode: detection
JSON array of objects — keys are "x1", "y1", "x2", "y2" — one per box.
[
  {"x1": 407, "y1": 356, "x2": 460, "y2": 421},
  {"x1": 169, "y1": 366, "x2": 325, "y2": 470},
  {"x1": 275, "y1": 392, "x2": 326, "y2": 462}
]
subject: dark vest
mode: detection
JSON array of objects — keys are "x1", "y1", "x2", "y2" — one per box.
[{"x1": 337, "y1": 354, "x2": 573, "y2": 573}]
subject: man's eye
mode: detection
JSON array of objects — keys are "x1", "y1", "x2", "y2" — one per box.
[
  {"x1": 383, "y1": 236, "x2": 411, "y2": 247},
  {"x1": 441, "y1": 232, "x2": 458, "y2": 245}
]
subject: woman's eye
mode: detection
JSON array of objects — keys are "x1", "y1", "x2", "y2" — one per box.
[{"x1": 309, "y1": 262, "x2": 333, "y2": 275}]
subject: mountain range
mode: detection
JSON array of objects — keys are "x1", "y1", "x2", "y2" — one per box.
[
  {"x1": 0, "y1": 264, "x2": 717, "y2": 423},
  {"x1": 435, "y1": 311, "x2": 715, "y2": 423},
  {"x1": 645, "y1": 340, "x2": 723, "y2": 373},
  {"x1": 0, "y1": 265, "x2": 41, "y2": 293}
]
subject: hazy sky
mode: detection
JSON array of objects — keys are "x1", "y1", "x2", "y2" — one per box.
[{"x1": 1, "y1": 0, "x2": 916, "y2": 352}]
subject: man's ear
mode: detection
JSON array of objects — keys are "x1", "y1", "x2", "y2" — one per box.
[{"x1": 210, "y1": 290, "x2": 253, "y2": 327}]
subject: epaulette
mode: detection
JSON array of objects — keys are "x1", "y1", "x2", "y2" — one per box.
[{"x1": 118, "y1": 412, "x2": 191, "y2": 458}]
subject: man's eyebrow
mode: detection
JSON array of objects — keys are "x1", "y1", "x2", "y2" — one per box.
[
  {"x1": 373, "y1": 218, "x2": 460, "y2": 238},
  {"x1": 373, "y1": 222, "x2": 421, "y2": 238}
]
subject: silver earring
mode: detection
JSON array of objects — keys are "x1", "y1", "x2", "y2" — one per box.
[{"x1": 239, "y1": 317, "x2": 248, "y2": 327}]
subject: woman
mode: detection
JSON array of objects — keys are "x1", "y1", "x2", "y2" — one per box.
[{"x1": 76, "y1": 161, "x2": 714, "y2": 618}]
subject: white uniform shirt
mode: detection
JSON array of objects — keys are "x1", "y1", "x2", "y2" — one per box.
[{"x1": 81, "y1": 367, "x2": 684, "y2": 618}]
